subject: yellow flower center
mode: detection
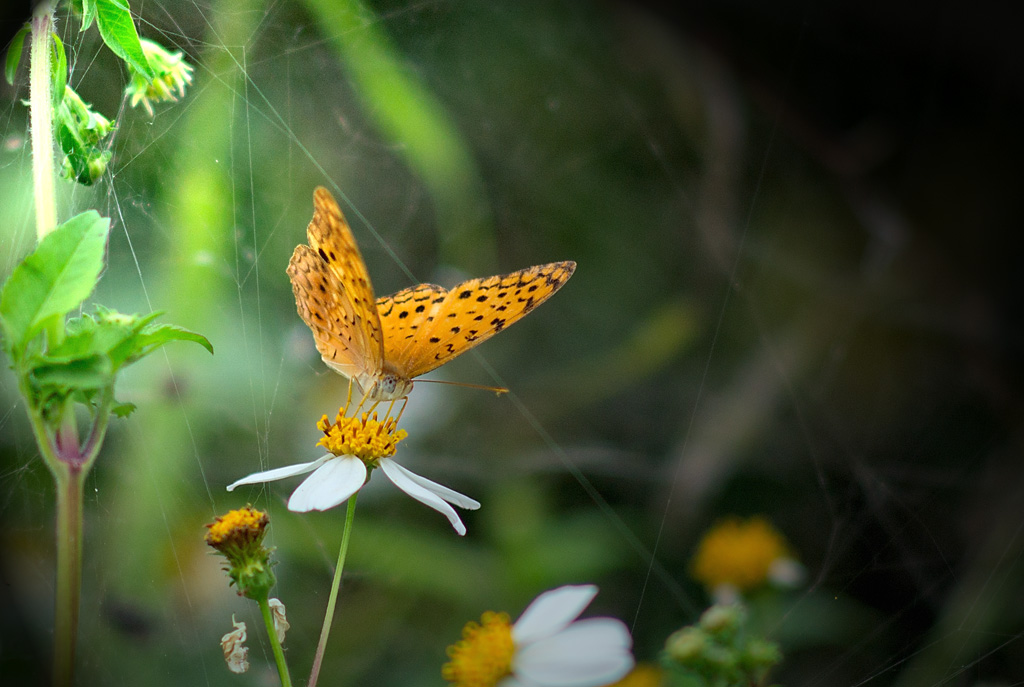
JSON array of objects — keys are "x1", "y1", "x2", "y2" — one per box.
[
  {"x1": 607, "y1": 663, "x2": 665, "y2": 687},
  {"x1": 205, "y1": 506, "x2": 268, "y2": 548},
  {"x1": 317, "y1": 409, "x2": 408, "y2": 462},
  {"x1": 691, "y1": 516, "x2": 789, "y2": 591},
  {"x1": 442, "y1": 611, "x2": 515, "y2": 687}
]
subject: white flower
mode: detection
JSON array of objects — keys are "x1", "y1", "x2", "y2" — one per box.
[
  {"x1": 443, "y1": 585, "x2": 634, "y2": 687},
  {"x1": 226, "y1": 411, "x2": 479, "y2": 535}
]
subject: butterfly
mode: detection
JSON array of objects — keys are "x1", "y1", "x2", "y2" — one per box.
[{"x1": 287, "y1": 187, "x2": 576, "y2": 402}]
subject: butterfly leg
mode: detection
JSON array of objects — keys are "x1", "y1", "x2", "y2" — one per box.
[
  {"x1": 353, "y1": 387, "x2": 373, "y2": 417},
  {"x1": 394, "y1": 397, "x2": 409, "y2": 424},
  {"x1": 384, "y1": 398, "x2": 398, "y2": 422},
  {"x1": 342, "y1": 379, "x2": 355, "y2": 416}
]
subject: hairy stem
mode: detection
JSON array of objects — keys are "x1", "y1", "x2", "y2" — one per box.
[
  {"x1": 30, "y1": 7, "x2": 57, "y2": 240},
  {"x1": 308, "y1": 494, "x2": 359, "y2": 687}
]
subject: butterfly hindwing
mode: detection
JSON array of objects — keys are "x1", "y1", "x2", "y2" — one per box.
[
  {"x1": 287, "y1": 188, "x2": 384, "y2": 379},
  {"x1": 377, "y1": 261, "x2": 576, "y2": 379}
]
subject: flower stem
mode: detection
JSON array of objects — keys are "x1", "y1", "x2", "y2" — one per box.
[
  {"x1": 257, "y1": 596, "x2": 293, "y2": 687},
  {"x1": 308, "y1": 494, "x2": 358, "y2": 687},
  {"x1": 30, "y1": 6, "x2": 57, "y2": 240},
  {"x1": 53, "y1": 465, "x2": 83, "y2": 687}
]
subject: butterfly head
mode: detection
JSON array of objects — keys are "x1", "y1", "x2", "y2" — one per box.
[{"x1": 358, "y1": 371, "x2": 414, "y2": 403}]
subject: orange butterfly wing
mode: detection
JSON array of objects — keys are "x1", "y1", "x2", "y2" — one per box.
[
  {"x1": 287, "y1": 188, "x2": 384, "y2": 381},
  {"x1": 376, "y1": 261, "x2": 576, "y2": 379}
]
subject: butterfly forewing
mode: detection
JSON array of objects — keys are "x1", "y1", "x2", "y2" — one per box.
[
  {"x1": 289, "y1": 187, "x2": 576, "y2": 400},
  {"x1": 377, "y1": 261, "x2": 577, "y2": 379},
  {"x1": 376, "y1": 283, "x2": 450, "y2": 370},
  {"x1": 287, "y1": 188, "x2": 384, "y2": 380}
]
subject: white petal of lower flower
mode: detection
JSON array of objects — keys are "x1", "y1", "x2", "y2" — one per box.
[
  {"x1": 514, "y1": 618, "x2": 634, "y2": 687},
  {"x1": 288, "y1": 456, "x2": 366, "y2": 512},
  {"x1": 513, "y1": 585, "x2": 598, "y2": 645},
  {"x1": 385, "y1": 460, "x2": 481, "y2": 510},
  {"x1": 226, "y1": 455, "x2": 332, "y2": 491},
  {"x1": 379, "y1": 458, "x2": 468, "y2": 535}
]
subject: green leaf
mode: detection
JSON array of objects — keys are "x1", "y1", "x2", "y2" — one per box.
[
  {"x1": 31, "y1": 354, "x2": 112, "y2": 390},
  {"x1": 43, "y1": 308, "x2": 211, "y2": 374},
  {"x1": 112, "y1": 401, "x2": 137, "y2": 418},
  {"x1": 48, "y1": 311, "x2": 137, "y2": 363},
  {"x1": 124, "y1": 321, "x2": 214, "y2": 363},
  {"x1": 79, "y1": 0, "x2": 98, "y2": 32},
  {"x1": 5, "y1": 23, "x2": 29, "y2": 85},
  {"x1": 51, "y1": 33, "x2": 67, "y2": 108},
  {"x1": 94, "y1": 0, "x2": 154, "y2": 80},
  {"x1": 0, "y1": 212, "x2": 110, "y2": 355}
]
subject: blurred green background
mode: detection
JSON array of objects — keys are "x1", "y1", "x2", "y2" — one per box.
[{"x1": 2, "y1": 1, "x2": 1023, "y2": 685}]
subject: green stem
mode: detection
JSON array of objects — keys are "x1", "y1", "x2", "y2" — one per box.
[
  {"x1": 257, "y1": 596, "x2": 293, "y2": 687},
  {"x1": 30, "y1": 6, "x2": 57, "y2": 240},
  {"x1": 53, "y1": 465, "x2": 83, "y2": 687},
  {"x1": 308, "y1": 494, "x2": 359, "y2": 687}
]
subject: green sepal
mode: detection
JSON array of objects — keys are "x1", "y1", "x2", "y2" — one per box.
[
  {"x1": 5, "y1": 23, "x2": 29, "y2": 85},
  {"x1": 94, "y1": 0, "x2": 154, "y2": 80},
  {"x1": 0, "y1": 211, "x2": 109, "y2": 358}
]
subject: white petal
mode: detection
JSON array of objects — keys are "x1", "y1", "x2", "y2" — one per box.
[
  {"x1": 288, "y1": 456, "x2": 366, "y2": 512},
  {"x1": 514, "y1": 618, "x2": 633, "y2": 687},
  {"x1": 380, "y1": 459, "x2": 468, "y2": 535},
  {"x1": 384, "y1": 460, "x2": 481, "y2": 509},
  {"x1": 513, "y1": 585, "x2": 598, "y2": 645},
  {"x1": 226, "y1": 455, "x2": 332, "y2": 491}
]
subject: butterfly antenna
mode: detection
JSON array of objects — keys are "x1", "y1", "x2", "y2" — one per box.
[{"x1": 415, "y1": 379, "x2": 510, "y2": 395}]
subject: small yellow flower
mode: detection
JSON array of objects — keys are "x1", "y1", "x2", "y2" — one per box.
[
  {"x1": 205, "y1": 506, "x2": 275, "y2": 599},
  {"x1": 205, "y1": 506, "x2": 268, "y2": 550},
  {"x1": 442, "y1": 586, "x2": 633, "y2": 687},
  {"x1": 228, "y1": 407, "x2": 479, "y2": 534},
  {"x1": 691, "y1": 517, "x2": 801, "y2": 598}
]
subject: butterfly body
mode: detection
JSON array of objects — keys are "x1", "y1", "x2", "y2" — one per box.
[{"x1": 288, "y1": 187, "x2": 575, "y2": 402}]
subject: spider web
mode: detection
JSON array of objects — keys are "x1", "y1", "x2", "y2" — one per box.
[{"x1": 1, "y1": 1, "x2": 1022, "y2": 685}]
